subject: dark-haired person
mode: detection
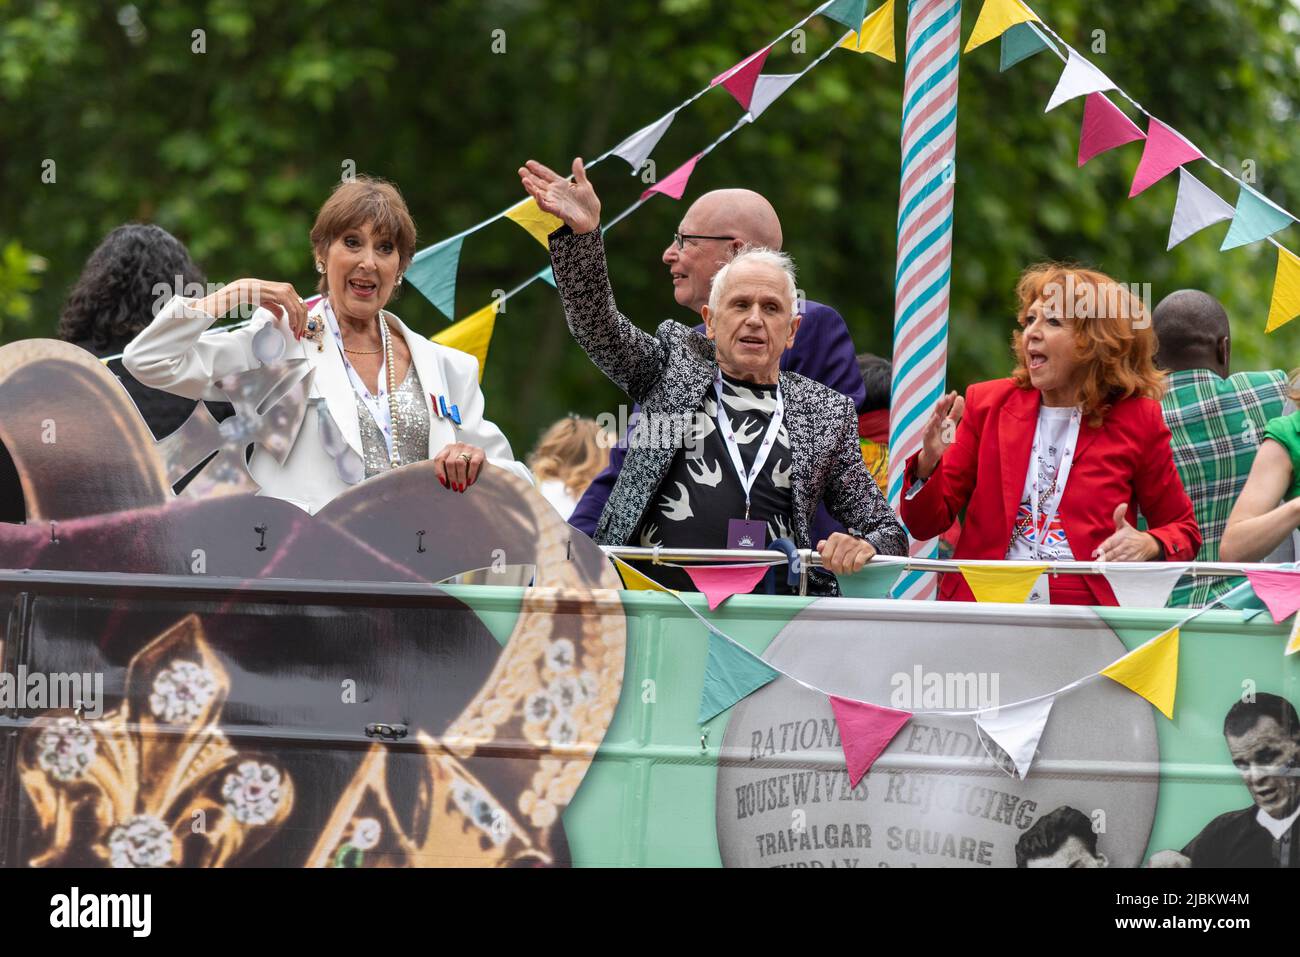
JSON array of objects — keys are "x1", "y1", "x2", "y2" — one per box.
[
  {"x1": 1, "y1": 223, "x2": 236, "y2": 521},
  {"x1": 1149, "y1": 694, "x2": 1300, "y2": 868},
  {"x1": 125, "y1": 176, "x2": 530, "y2": 513},
  {"x1": 901, "y1": 265, "x2": 1201, "y2": 605},
  {"x1": 59, "y1": 223, "x2": 236, "y2": 440},
  {"x1": 1016, "y1": 806, "x2": 1108, "y2": 867},
  {"x1": 1154, "y1": 289, "x2": 1288, "y2": 606}
]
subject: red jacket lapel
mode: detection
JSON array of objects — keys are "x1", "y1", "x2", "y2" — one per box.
[{"x1": 998, "y1": 386, "x2": 1040, "y2": 529}]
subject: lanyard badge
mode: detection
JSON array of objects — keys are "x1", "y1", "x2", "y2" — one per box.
[{"x1": 713, "y1": 372, "x2": 784, "y2": 547}]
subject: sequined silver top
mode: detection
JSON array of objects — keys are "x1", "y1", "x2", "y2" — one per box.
[{"x1": 355, "y1": 363, "x2": 431, "y2": 478}]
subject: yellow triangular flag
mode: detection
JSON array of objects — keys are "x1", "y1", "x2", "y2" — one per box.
[
  {"x1": 1101, "y1": 626, "x2": 1180, "y2": 720},
  {"x1": 1285, "y1": 616, "x2": 1300, "y2": 656},
  {"x1": 613, "y1": 557, "x2": 675, "y2": 593},
  {"x1": 505, "y1": 197, "x2": 564, "y2": 247},
  {"x1": 964, "y1": 0, "x2": 1038, "y2": 53},
  {"x1": 432, "y1": 301, "x2": 497, "y2": 382},
  {"x1": 959, "y1": 564, "x2": 1046, "y2": 603},
  {"x1": 838, "y1": 0, "x2": 896, "y2": 62},
  {"x1": 1265, "y1": 245, "x2": 1300, "y2": 333}
]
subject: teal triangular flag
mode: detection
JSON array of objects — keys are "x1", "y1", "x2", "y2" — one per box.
[
  {"x1": 836, "y1": 562, "x2": 903, "y2": 599},
  {"x1": 821, "y1": 0, "x2": 869, "y2": 31},
  {"x1": 539, "y1": 266, "x2": 556, "y2": 288},
  {"x1": 405, "y1": 235, "x2": 464, "y2": 320},
  {"x1": 698, "y1": 630, "x2": 780, "y2": 724},
  {"x1": 1218, "y1": 577, "x2": 1268, "y2": 617},
  {"x1": 1221, "y1": 184, "x2": 1296, "y2": 251},
  {"x1": 1000, "y1": 21, "x2": 1052, "y2": 72}
]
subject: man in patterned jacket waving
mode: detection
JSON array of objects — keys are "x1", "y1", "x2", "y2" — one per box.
[{"x1": 519, "y1": 157, "x2": 906, "y2": 593}]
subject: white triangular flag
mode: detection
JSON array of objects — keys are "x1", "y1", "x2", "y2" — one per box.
[
  {"x1": 1102, "y1": 564, "x2": 1191, "y2": 609},
  {"x1": 1167, "y1": 168, "x2": 1236, "y2": 250},
  {"x1": 747, "y1": 73, "x2": 802, "y2": 121},
  {"x1": 611, "y1": 111, "x2": 677, "y2": 174},
  {"x1": 1045, "y1": 49, "x2": 1117, "y2": 112},
  {"x1": 975, "y1": 696, "x2": 1056, "y2": 779}
]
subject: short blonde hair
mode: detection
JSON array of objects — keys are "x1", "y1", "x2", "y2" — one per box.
[
  {"x1": 527, "y1": 416, "x2": 612, "y2": 500},
  {"x1": 707, "y1": 245, "x2": 798, "y2": 318}
]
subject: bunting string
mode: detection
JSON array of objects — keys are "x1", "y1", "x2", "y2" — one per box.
[
  {"x1": 101, "y1": 1, "x2": 883, "y2": 364},
  {"x1": 1012, "y1": 0, "x2": 1297, "y2": 250},
  {"x1": 664, "y1": 577, "x2": 1240, "y2": 718}
]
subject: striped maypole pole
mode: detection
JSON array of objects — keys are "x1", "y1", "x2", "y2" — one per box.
[{"x1": 887, "y1": 0, "x2": 962, "y2": 600}]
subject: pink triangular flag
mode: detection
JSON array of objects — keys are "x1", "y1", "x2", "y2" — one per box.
[
  {"x1": 684, "y1": 563, "x2": 771, "y2": 610},
  {"x1": 829, "y1": 695, "x2": 911, "y2": 788},
  {"x1": 1245, "y1": 569, "x2": 1300, "y2": 624},
  {"x1": 641, "y1": 152, "x2": 704, "y2": 201},
  {"x1": 1130, "y1": 118, "x2": 1204, "y2": 197},
  {"x1": 1078, "y1": 93, "x2": 1145, "y2": 167},
  {"x1": 710, "y1": 45, "x2": 772, "y2": 111}
]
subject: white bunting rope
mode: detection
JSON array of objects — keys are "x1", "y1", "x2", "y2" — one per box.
[
  {"x1": 100, "y1": 10, "x2": 858, "y2": 365},
  {"x1": 665, "y1": 570, "x2": 1252, "y2": 719}
]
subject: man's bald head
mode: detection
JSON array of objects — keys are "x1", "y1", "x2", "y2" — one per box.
[
  {"x1": 686, "y1": 189, "x2": 784, "y2": 250},
  {"x1": 664, "y1": 189, "x2": 785, "y2": 314},
  {"x1": 1153, "y1": 289, "x2": 1231, "y2": 377}
]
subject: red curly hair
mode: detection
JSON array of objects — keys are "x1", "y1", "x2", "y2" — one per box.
[{"x1": 1010, "y1": 263, "x2": 1164, "y2": 426}]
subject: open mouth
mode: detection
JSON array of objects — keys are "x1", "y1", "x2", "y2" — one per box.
[
  {"x1": 349, "y1": 278, "x2": 378, "y2": 298},
  {"x1": 739, "y1": 335, "x2": 766, "y2": 349},
  {"x1": 1028, "y1": 352, "x2": 1047, "y2": 370},
  {"x1": 670, "y1": 272, "x2": 687, "y2": 284},
  {"x1": 1254, "y1": 784, "x2": 1280, "y2": 805}
]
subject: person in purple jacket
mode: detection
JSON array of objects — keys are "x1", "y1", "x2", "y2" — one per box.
[{"x1": 569, "y1": 188, "x2": 866, "y2": 541}]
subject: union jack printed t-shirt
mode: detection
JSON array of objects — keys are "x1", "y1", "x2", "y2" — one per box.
[{"x1": 1006, "y1": 405, "x2": 1077, "y2": 563}]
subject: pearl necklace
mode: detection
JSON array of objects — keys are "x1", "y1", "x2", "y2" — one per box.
[{"x1": 377, "y1": 310, "x2": 402, "y2": 467}]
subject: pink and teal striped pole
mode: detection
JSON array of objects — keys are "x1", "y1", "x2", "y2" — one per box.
[{"x1": 888, "y1": 0, "x2": 962, "y2": 600}]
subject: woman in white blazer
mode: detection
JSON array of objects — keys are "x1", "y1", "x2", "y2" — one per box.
[{"x1": 124, "y1": 176, "x2": 531, "y2": 514}]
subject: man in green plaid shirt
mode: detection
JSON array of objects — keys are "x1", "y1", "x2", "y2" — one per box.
[{"x1": 1155, "y1": 291, "x2": 1289, "y2": 607}]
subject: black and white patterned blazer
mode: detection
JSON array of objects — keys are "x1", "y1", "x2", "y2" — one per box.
[{"x1": 549, "y1": 227, "x2": 908, "y2": 588}]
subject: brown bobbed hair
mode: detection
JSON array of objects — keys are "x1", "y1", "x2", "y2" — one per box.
[
  {"x1": 1010, "y1": 263, "x2": 1165, "y2": 426},
  {"x1": 527, "y1": 417, "x2": 612, "y2": 501},
  {"x1": 309, "y1": 175, "x2": 417, "y2": 296}
]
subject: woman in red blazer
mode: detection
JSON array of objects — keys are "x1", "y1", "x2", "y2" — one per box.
[{"x1": 901, "y1": 264, "x2": 1200, "y2": 605}]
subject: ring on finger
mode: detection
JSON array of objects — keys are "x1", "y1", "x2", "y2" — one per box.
[{"x1": 458, "y1": 452, "x2": 471, "y2": 462}]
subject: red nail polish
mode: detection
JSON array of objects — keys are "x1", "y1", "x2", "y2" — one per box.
[{"x1": 439, "y1": 476, "x2": 447, "y2": 488}]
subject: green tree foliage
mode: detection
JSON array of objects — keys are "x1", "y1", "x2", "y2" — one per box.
[{"x1": 1, "y1": 0, "x2": 1298, "y2": 449}]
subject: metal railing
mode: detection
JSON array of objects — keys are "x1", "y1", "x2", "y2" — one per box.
[{"x1": 601, "y1": 545, "x2": 1291, "y2": 598}]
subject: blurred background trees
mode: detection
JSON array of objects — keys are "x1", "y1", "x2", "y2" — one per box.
[{"x1": 2, "y1": 0, "x2": 1298, "y2": 446}]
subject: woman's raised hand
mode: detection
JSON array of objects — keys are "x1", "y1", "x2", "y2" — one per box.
[
  {"x1": 517, "y1": 157, "x2": 601, "y2": 235},
  {"x1": 195, "y1": 279, "x2": 309, "y2": 339},
  {"x1": 917, "y1": 391, "x2": 965, "y2": 480}
]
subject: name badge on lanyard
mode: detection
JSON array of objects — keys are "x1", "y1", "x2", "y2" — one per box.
[
  {"x1": 713, "y1": 371, "x2": 783, "y2": 549},
  {"x1": 1025, "y1": 408, "x2": 1082, "y2": 604}
]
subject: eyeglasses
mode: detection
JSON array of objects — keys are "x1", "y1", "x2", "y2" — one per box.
[{"x1": 672, "y1": 232, "x2": 736, "y2": 251}]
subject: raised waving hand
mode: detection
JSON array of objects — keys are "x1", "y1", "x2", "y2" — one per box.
[{"x1": 518, "y1": 157, "x2": 601, "y2": 235}]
